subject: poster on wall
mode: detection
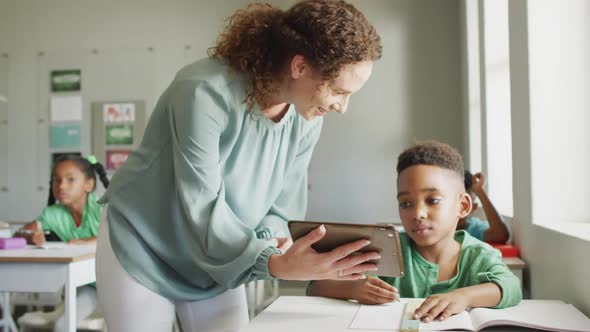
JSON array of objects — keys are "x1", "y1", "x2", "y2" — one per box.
[
  {"x1": 106, "y1": 124, "x2": 133, "y2": 145},
  {"x1": 50, "y1": 96, "x2": 82, "y2": 122},
  {"x1": 51, "y1": 69, "x2": 81, "y2": 92},
  {"x1": 50, "y1": 124, "x2": 82, "y2": 149},
  {"x1": 103, "y1": 103, "x2": 135, "y2": 123},
  {"x1": 106, "y1": 150, "x2": 131, "y2": 171}
]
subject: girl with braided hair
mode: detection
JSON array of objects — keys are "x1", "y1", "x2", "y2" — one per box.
[
  {"x1": 15, "y1": 154, "x2": 108, "y2": 331},
  {"x1": 16, "y1": 154, "x2": 108, "y2": 246}
]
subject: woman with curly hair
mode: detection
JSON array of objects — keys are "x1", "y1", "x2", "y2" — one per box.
[{"x1": 96, "y1": 1, "x2": 382, "y2": 331}]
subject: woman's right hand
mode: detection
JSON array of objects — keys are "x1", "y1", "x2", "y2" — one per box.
[{"x1": 268, "y1": 225, "x2": 379, "y2": 280}]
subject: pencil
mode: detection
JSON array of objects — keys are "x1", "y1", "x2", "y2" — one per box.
[{"x1": 15, "y1": 229, "x2": 51, "y2": 235}]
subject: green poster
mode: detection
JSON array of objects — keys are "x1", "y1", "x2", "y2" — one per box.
[
  {"x1": 106, "y1": 124, "x2": 133, "y2": 145},
  {"x1": 51, "y1": 69, "x2": 81, "y2": 92},
  {"x1": 50, "y1": 124, "x2": 81, "y2": 149}
]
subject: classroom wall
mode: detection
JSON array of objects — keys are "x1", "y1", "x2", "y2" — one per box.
[
  {"x1": 509, "y1": 0, "x2": 590, "y2": 316},
  {"x1": 0, "y1": 1, "x2": 463, "y2": 225},
  {"x1": 306, "y1": 0, "x2": 463, "y2": 223}
]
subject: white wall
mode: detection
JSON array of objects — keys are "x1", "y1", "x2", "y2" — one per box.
[
  {"x1": 0, "y1": 1, "x2": 464, "y2": 226},
  {"x1": 307, "y1": 0, "x2": 463, "y2": 223},
  {"x1": 509, "y1": 0, "x2": 590, "y2": 316},
  {"x1": 0, "y1": 0, "x2": 252, "y2": 219}
]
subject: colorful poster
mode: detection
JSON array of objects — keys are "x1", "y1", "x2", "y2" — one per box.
[
  {"x1": 103, "y1": 103, "x2": 135, "y2": 123},
  {"x1": 106, "y1": 150, "x2": 131, "y2": 170},
  {"x1": 50, "y1": 96, "x2": 82, "y2": 122},
  {"x1": 51, "y1": 69, "x2": 81, "y2": 92},
  {"x1": 50, "y1": 124, "x2": 82, "y2": 149},
  {"x1": 106, "y1": 124, "x2": 133, "y2": 145}
]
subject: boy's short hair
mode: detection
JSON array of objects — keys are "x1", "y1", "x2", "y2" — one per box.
[
  {"x1": 464, "y1": 170, "x2": 474, "y2": 191},
  {"x1": 396, "y1": 140, "x2": 465, "y2": 179}
]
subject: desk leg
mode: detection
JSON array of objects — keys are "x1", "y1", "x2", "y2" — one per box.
[
  {"x1": 245, "y1": 282, "x2": 255, "y2": 320},
  {"x1": 1, "y1": 292, "x2": 18, "y2": 332},
  {"x1": 255, "y1": 279, "x2": 265, "y2": 315},
  {"x1": 64, "y1": 268, "x2": 77, "y2": 332}
]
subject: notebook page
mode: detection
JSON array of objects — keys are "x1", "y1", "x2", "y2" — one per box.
[
  {"x1": 349, "y1": 302, "x2": 405, "y2": 330},
  {"x1": 420, "y1": 310, "x2": 474, "y2": 331},
  {"x1": 470, "y1": 303, "x2": 590, "y2": 332}
]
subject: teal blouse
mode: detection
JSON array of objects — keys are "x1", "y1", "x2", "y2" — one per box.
[{"x1": 99, "y1": 57, "x2": 323, "y2": 301}]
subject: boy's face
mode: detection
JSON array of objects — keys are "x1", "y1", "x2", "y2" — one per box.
[{"x1": 397, "y1": 165, "x2": 472, "y2": 248}]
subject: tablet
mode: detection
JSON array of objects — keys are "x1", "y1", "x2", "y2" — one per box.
[{"x1": 288, "y1": 220, "x2": 404, "y2": 277}]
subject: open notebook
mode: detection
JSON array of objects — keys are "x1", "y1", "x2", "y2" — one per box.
[{"x1": 349, "y1": 301, "x2": 590, "y2": 331}]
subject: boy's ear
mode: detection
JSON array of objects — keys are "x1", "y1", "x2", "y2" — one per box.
[{"x1": 458, "y1": 192, "x2": 473, "y2": 219}]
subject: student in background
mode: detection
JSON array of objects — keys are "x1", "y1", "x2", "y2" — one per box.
[
  {"x1": 457, "y1": 171, "x2": 510, "y2": 244},
  {"x1": 15, "y1": 154, "x2": 108, "y2": 332},
  {"x1": 309, "y1": 141, "x2": 521, "y2": 321},
  {"x1": 16, "y1": 155, "x2": 108, "y2": 245}
]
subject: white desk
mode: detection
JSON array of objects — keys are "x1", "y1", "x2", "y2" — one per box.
[
  {"x1": 241, "y1": 296, "x2": 566, "y2": 332},
  {"x1": 0, "y1": 243, "x2": 96, "y2": 332}
]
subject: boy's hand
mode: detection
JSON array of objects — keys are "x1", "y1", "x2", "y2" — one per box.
[
  {"x1": 350, "y1": 276, "x2": 399, "y2": 304},
  {"x1": 413, "y1": 290, "x2": 470, "y2": 322},
  {"x1": 471, "y1": 172, "x2": 486, "y2": 195}
]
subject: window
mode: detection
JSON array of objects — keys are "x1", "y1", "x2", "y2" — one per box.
[
  {"x1": 464, "y1": 0, "x2": 513, "y2": 217},
  {"x1": 527, "y1": 0, "x2": 590, "y2": 225}
]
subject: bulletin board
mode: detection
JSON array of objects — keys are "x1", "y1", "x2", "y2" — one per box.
[
  {"x1": 91, "y1": 100, "x2": 146, "y2": 173},
  {"x1": 33, "y1": 47, "x2": 156, "y2": 190}
]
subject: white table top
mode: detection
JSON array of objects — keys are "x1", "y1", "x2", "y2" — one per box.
[
  {"x1": 0, "y1": 243, "x2": 95, "y2": 263},
  {"x1": 241, "y1": 296, "x2": 565, "y2": 332}
]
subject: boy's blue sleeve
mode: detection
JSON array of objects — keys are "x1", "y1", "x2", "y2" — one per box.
[{"x1": 465, "y1": 216, "x2": 490, "y2": 241}]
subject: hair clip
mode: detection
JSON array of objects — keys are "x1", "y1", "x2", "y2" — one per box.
[{"x1": 86, "y1": 155, "x2": 98, "y2": 165}]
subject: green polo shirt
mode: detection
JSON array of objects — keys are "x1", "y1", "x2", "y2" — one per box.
[
  {"x1": 380, "y1": 230, "x2": 521, "y2": 309},
  {"x1": 36, "y1": 193, "x2": 102, "y2": 242}
]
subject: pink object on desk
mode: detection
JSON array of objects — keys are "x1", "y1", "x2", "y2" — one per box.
[{"x1": 0, "y1": 237, "x2": 26, "y2": 249}]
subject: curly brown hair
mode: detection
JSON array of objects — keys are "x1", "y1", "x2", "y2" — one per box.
[
  {"x1": 397, "y1": 141, "x2": 465, "y2": 179},
  {"x1": 208, "y1": 0, "x2": 382, "y2": 110}
]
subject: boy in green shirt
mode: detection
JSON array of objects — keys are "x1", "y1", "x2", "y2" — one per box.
[{"x1": 308, "y1": 140, "x2": 521, "y2": 322}]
